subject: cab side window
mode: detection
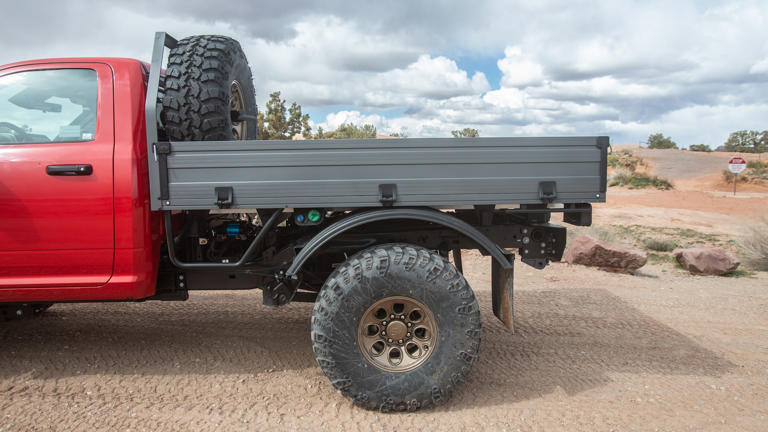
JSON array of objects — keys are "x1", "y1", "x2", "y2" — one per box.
[{"x1": 0, "y1": 69, "x2": 97, "y2": 145}]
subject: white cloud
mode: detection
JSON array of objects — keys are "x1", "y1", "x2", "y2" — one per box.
[
  {"x1": 497, "y1": 47, "x2": 545, "y2": 87},
  {"x1": 2, "y1": 0, "x2": 767, "y2": 146},
  {"x1": 321, "y1": 111, "x2": 389, "y2": 131},
  {"x1": 531, "y1": 77, "x2": 669, "y2": 102},
  {"x1": 377, "y1": 55, "x2": 490, "y2": 98},
  {"x1": 483, "y1": 88, "x2": 524, "y2": 109},
  {"x1": 604, "y1": 103, "x2": 768, "y2": 147},
  {"x1": 749, "y1": 58, "x2": 768, "y2": 75}
]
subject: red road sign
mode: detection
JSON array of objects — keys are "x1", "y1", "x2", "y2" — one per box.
[{"x1": 728, "y1": 157, "x2": 747, "y2": 174}]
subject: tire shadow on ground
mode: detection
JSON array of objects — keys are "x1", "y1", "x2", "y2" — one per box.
[
  {"x1": 443, "y1": 289, "x2": 735, "y2": 410},
  {"x1": 0, "y1": 288, "x2": 734, "y2": 410}
]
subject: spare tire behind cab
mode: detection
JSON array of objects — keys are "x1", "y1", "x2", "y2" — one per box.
[{"x1": 162, "y1": 35, "x2": 258, "y2": 141}]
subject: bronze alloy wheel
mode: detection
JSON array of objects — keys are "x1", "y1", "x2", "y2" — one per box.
[
  {"x1": 229, "y1": 80, "x2": 246, "y2": 140},
  {"x1": 357, "y1": 296, "x2": 437, "y2": 372}
]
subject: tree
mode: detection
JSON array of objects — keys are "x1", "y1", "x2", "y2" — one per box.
[
  {"x1": 688, "y1": 144, "x2": 712, "y2": 152},
  {"x1": 263, "y1": 91, "x2": 288, "y2": 139},
  {"x1": 724, "y1": 130, "x2": 767, "y2": 153},
  {"x1": 256, "y1": 111, "x2": 267, "y2": 139},
  {"x1": 301, "y1": 113, "x2": 312, "y2": 138},
  {"x1": 287, "y1": 102, "x2": 303, "y2": 138},
  {"x1": 334, "y1": 123, "x2": 377, "y2": 139},
  {"x1": 389, "y1": 131, "x2": 408, "y2": 138},
  {"x1": 259, "y1": 92, "x2": 312, "y2": 140},
  {"x1": 451, "y1": 128, "x2": 479, "y2": 138},
  {"x1": 647, "y1": 133, "x2": 677, "y2": 149}
]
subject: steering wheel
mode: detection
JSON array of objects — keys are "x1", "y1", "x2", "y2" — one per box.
[{"x1": 0, "y1": 121, "x2": 28, "y2": 137}]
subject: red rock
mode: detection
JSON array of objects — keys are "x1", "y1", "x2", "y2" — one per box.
[
  {"x1": 563, "y1": 235, "x2": 647, "y2": 274},
  {"x1": 673, "y1": 247, "x2": 740, "y2": 275}
]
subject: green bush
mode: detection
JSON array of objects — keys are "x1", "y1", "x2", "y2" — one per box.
[
  {"x1": 738, "y1": 218, "x2": 768, "y2": 271},
  {"x1": 647, "y1": 133, "x2": 678, "y2": 149},
  {"x1": 567, "y1": 226, "x2": 618, "y2": 247},
  {"x1": 608, "y1": 150, "x2": 645, "y2": 172},
  {"x1": 689, "y1": 144, "x2": 712, "y2": 152},
  {"x1": 642, "y1": 237, "x2": 677, "y2": 252},
  {"x1": 609, "y1": 170, "x2": 673, "y2": 190},
  {"x1": 747, "y1": 160, "x2": 767, "y2": 169}
]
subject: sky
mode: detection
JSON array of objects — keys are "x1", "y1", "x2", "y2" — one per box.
[{"x1": 1, "y1": 0, "x2": 767, "y2": 146}]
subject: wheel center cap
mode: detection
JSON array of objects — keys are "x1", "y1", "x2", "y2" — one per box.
[{"x1": 387, "y1": 321, "x2": 407, "y2": 340}]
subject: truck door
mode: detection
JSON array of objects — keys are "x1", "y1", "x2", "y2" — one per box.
[{"x1": 0, "y1": 63, "x2": 115, "y2": 288}]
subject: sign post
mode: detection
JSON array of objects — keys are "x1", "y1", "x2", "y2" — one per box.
[{"x1": 728, "y1": 157, "x2": 747, "y2": 196}]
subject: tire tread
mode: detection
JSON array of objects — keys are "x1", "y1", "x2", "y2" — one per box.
[
  {"x1": 311, "y1": 243, "x2": 481, "y2": 412},
  {"x1": 162, "y1": 35, "x2": 255, "y2": 141}
]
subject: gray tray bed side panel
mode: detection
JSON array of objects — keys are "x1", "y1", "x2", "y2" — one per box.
[{"x1": 157, "y1": 137, "x2": 607, "y2": 210}]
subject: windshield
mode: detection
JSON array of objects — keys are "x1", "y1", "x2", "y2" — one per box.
[{"x1": 0, "y1": 69, "x2": 97, "y2": 144}]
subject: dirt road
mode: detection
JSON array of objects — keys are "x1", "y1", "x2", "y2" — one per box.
[{"x1": 1, "y1": 253, "x2": 766, "y2": 431}]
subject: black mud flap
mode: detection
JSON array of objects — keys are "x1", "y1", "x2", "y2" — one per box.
[{"x1": 492, "y1": 251, "x2": 515, "y2": 333}]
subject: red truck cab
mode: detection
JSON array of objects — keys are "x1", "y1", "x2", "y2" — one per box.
[{"x1": 0, "y1": 58, "x2": 162, "y2": 302}]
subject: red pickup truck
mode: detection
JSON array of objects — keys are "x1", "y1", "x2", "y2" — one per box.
[{"x1": 0, "y1": 33, "x2": 607, "y2": 411}]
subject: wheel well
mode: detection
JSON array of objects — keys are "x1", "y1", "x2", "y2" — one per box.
[{"x1": 285, "y1": 208, "x2": 513, "y2": 278}]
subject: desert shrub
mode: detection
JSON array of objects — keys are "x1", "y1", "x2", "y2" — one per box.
[
  {"x1": 747, "y1": 160, "x2": 767, "y2": 169},
  {"x1": 738, "y1": 218, "x2": 768, "y2": 271},
  {"x1": 585, "y1": 227, "x2": 617, "y2": 243},
  {"x1": 608, "y1": 150, "x2": 645, "y2": 172},
  {"x1": 722, "y1": 170, "x2": 737, "y2": 181},
  {"x1": 643, "y1": 237, "x2": 677, "y2": 252},
  {"x1": 567, "y1": 226, "x2": 618, "y2": 247},
  {"x1": 609, "y1": 170, "x2": 673, "y2": 190},
  {"x1": 689, "y1": 144, "x2": 712, "y2": 152},
  {"x1": 647, "y1": 252, "x2": 676, "y2": 264},
  {"x1": 647, "y1": 133, "x2": 678, "y2": 149},
  {"x1": 751, "y1": 166, "x2": 768, "y2": 180}
]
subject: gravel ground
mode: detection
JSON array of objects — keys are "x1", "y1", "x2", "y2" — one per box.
[{"x1": 1, "y1": 252, "x2": 767, "y2": 431}]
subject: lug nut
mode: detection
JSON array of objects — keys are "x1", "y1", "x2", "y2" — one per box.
[
  {"x1": 381, "y1": 331, "x2": 386, "y2": 336},
  {"x1": 387, "y1": 338, "x2": 393, "y2": 343},
  {"x1": 390, "y1": 314, "x2": 395, "y2": 319},
  {"x1": 399, "y1": 315, "x2": 405, "y2": 320},
  {"x1": 407, "y1": 322, "x2": 412, "y2": 327},
  {"x1": 398, "y1": 339, "x2": 403, "y2": 344},
  {"x1": 406, "y1": 332, "x2": 411, "y2": 337},
  {"x1": 381, "y1": 321, "x2": 387, "y2": 326}
]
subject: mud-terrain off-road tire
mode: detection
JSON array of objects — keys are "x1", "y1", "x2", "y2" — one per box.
[
  {"x1": 311, "y1": 244, "x2": 481, "y2": 412},
  {"x1": 0, "y1": 303, "x2": 52, "y2": 322},
  {"x1": 162, "y1": 35, "x2": 257, "y2": 141}
]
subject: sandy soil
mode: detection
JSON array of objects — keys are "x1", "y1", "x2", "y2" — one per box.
[
  {"x1": 597, "y1": 189, "x2": 768, "y2": 222},
  {"x1": 614, "y1": 146, "x2": 768, "y2": 194},
  {"x1": 1, "y1": 252, "x2": 767, "y2": 431}
]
